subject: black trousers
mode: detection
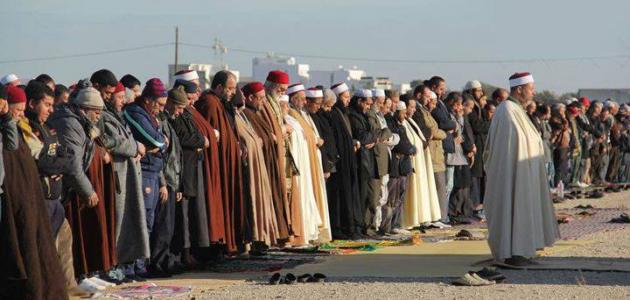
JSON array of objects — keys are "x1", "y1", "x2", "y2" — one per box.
[{"x1": 380, "y1": 176, "x2": 407, "y2": 233}]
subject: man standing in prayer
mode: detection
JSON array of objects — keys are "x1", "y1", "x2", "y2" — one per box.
[
  {"x1": 242, "y1": 81, "x2": 292, "y2": 243},
  {"x1": 261, "y1": 71, "x2": 293, "y2": 243},
  {"x1": 326, "y1": 82, "x2": 362, "y2": 239},
  {"x1": 348, "y1": 89, "x2": 378, "y2": 237},
  {"x1": 484, "y1": 72, "x2": 560, "y2": 266},
  {"x1": 168, "y1": 79, "x2": 211, "y2": 267},
  {"x1": 367, "y1": 88, "x2": 395, "y2": 234},
  {"x1": 195, "y1": 70, "x2": 245, "y2": 252}
]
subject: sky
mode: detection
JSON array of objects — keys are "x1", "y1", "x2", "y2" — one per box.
[{"x1": 2, "y1": 0, "x2": 630, "y2": 93}]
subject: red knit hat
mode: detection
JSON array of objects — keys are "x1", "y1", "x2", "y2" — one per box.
[
  {"x1": 579, "y1": 97, "x2": 590, "y2": 108},
  {"x1": 114, "y1": 82, "x2": 125, "y2": 94},
  {"x1": 142, "y1": 78, "x2": 167, "y2": 98},
  {"x1": 266, "y1": 70, "x2": 289, "y2": 84},
  {"x1": 242, "y1": 82, "x2": 265, "y2": 98},
  {"x1": 6, "y1": 85, "x2": 26, "y2": 104}
]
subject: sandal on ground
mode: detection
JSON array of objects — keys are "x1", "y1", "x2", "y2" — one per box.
[
  {"x1": 268, "y1": 273, "x2": 281, "y2": 285},
  {"x1": 308, "y1": 273, "x2": 327, "y2": 283},
  {"x1": 282, "y1": 273, "x2": 297, "y2": 284},
  {"x1": 452, "y1": 273, "x2": 494, "y2": 286},
  {"x1": 473, "y1": 267, "x2": 506, "y2": 282},
  {"x1": 297, "y1": 274, "x2": 312, "y2": 283},
  {"x1": 610, "y1": 213, "x2": 630, "y2": 223}
]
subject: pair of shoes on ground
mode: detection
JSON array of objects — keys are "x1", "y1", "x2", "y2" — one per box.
[
  {"x1": 572, "y1": 182, "x2": 590, "y2": 188},
  {"x1": 429, "y1": 221, "x2": 452, "y2": 229},
  {"x1": 574, "y1": 204, "x2": 595, "y2": 209},
  {"x1": 269, "y1": 272, "x2": 326, "y2": 285},
  {"x1": 78, "y1": 276, "x2": 116, "y2": 292},
  {"x1": 452, "y1": 271, "x2": 499, "y2": 286},
  {"x1": 452, "y1": 267, "x2": 506, "y2": 286},
  {"x1": 610, "y1": 213, "x2": 630, "y2": 223}
]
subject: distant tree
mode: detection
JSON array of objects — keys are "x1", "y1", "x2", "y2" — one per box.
[
  {"x1": 410, "y1": 79, "x2": 425, "y2": 89},
  {"x1": 534, "y1": 90, "x2": 559, "y2": 104},
  {"x1": 559, "y1": 92, "x2": 578, "y2": 103},
  {"x1": 480, "y1": 82, "x2": 500, "y2": 98}
]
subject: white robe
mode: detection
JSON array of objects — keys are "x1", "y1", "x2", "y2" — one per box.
[
  {"x1": 285, "y1": 115, "x2": 322, "y2": 244},
  {"x1": 401, "y1": 118, "x2": 442, "y2": 228},
  {"x1": 484, "y1": 99, "x2": 560, "y2": 261},
  {"x1": 301, "y1": 112, "x2": 332, "y2": 242}
]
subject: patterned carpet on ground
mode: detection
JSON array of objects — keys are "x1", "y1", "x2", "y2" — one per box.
[
  {"x1": 106, "y1": 283, "x2": 191, "y2": 299},
  {"x1": 556, "y1": 207, "x2": 629, "y2": 240}
]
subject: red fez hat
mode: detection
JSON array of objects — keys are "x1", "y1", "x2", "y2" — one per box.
[
  {"x1": 6, "y1": 85, "x2": 26, "y2": 104},
  {"x1": 114, "y1": 82, "x2": 125, "y2": 94},
  {"x1": 266, "y1": 70, "x2": 289, "y2": 84},
  {"x1": 242, "y1": 82, "x2": 265, "y2": 98}
]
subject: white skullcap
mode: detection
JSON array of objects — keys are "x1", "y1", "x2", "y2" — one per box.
[
  {"x1": 429, "y1": 91, "x2": 437, "y2": 99},
  {"x1": 354, "y1": 89, "x2": 373, "y2": 98},
  {"x1": 173, "y1": 70, "x2": 199, "y2": 82},
  {"x1": 565, "y1": 97, "x2": 578, "y2": 105},
  {"x1": 287, "y1": 83, "x2": 305, "y2": 95},
  {"x1": 396, "y1": 101, "x2": 407, "y2": 111},
  {"x1": 604, "y1": 100, "x2": 618, "y2": 109},
  {"x1": 0, "y1": 74, "x2": 19, "y2": 85},
  {"x1": 278, "y1": 95, "x2": 289, "y2": 103},
  {"x1": 331, "y1": 82, "x2": 349, "y2": 95},
  {"x1": 305, "y1": 88, "x2": 324, "y2": 98},
  {"x1": 372, "y1": 89, "x2": 385, "y2": 98},
  {"x1": 464, "y1": 80, "x2": 482, "y2": 90}
]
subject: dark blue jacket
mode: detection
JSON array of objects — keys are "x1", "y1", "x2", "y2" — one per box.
[
  {"x1": 431, "y1": 100, "x2": 457, "y2": 154},
  {"x1": 124, "y1": 103, "x2": 165, "y2": 175}
]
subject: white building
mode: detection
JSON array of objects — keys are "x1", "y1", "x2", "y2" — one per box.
[
  {"x1": 251, "y1": 56, "x2": 412, "y2": 93},
  {"x1": 252, "y1": 56, "x2": 309, "y2": 84},
  {"x1": 357, "y1": 76, "x2": 393, "y2": 91},
  {"x1": 169, "y1": 63, "x2": 240, "y2": 90}
]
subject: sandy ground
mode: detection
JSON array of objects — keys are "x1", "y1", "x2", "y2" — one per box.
[{"x1": 97, "y1": 190, "x2": 630, "y2": 299}]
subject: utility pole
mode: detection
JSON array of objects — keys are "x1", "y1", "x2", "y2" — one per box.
[
  {"x1": 174, "y1": 26, "x2": 179, "y2": 73},
  {"x1": 213, "y1": 37, "x2": 227, "y2": 70}
]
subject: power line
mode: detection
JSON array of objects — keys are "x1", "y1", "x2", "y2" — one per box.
[
  {"x1": 0, "y1": 42, "x2": 173, "y2": 64},
  {"x1": 179, "y1": 42, "x2": 630, "y2": 64},
  {"x1": 0, "y1": 40, "x2": 628, "y2": 65}
]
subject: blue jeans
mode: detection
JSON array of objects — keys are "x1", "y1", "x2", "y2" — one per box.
[
  {"x1": 142, "y1": 172, "x2": 160, "y2": 235},
  {"x1": 445, "y1": 166, "x2": 455, "y2": 202},
  {"x1": 546, "y1": 161, "x2": 555, "y2": 188},
  {"x1": 444, "y1": 166, "x2": 455, "y2": 222}
]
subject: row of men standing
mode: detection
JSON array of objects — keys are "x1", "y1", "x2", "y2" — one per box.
[{"x1": 1, "y1": 68, "x2": 489, "y2": 299}]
